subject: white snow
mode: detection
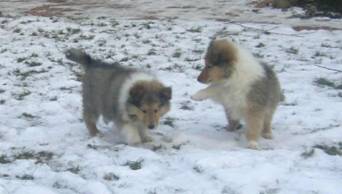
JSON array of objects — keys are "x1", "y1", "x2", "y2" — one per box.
[
  {"x1": 13, "y1": 185, "x2": 58, "y2": 194},
  {"x1": 0, "y1": 8, "x2": 342, "y2": 194}
]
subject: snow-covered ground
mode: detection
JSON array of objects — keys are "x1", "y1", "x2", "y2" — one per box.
[{"x1": 0, "y1": 11, "x2": 342, "y2": 194}]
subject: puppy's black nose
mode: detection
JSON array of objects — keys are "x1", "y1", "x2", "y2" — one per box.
[{"x1": 148, "y1": 125, "x2": 155, "y2": 129}]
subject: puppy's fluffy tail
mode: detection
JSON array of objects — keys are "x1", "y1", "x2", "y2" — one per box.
[{"x1": 65, "y1": 48, "x2": 94, "y2": 67}]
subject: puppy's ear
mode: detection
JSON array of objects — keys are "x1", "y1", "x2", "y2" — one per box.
[
  {"x1": 159, "y1": 87, "x2": 172, "y2": 101},
  {"x1": 126, "y1": 104, "x2": 140, "y2": 120},
  {"x1": 129, "y1": 84, "x2": 145, "y2": 106}
]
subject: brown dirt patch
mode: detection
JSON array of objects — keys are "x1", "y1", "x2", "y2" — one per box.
[
  {"x1": 26, "y1": 4, "x2": 75, "y2": 17},
  {"x1": 252, "y1": 0, "x2": 273, "y2": 8},
  {"x1": 47, "y1": 0, "x2": 67, "y2": 3},
  {"x1": 293, "y1": 25, "x2": 341, "y2": 31}
]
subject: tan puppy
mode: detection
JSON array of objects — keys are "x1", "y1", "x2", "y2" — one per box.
[{"x1": 192, "y1": 39, "x2": 283, "y2": 149}]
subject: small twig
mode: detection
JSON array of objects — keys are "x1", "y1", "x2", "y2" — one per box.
[{"x1": 313, "y1": 64, "x2": 342, "y2": 73}]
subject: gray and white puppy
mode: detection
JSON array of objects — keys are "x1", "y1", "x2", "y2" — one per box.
[
  {"x1": 65, "y1": 49, "x2": 172, "y2": 145},
  {"x1": 191, "y1": 39, "x2": 283, "y2": 149}
]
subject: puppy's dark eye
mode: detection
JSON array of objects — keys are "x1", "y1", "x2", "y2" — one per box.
[
  {"x1": 142, "y1": 110, "x2": 147, "y2": 113},
  {"x1": 207, "y1": 65, "x2": 213, "y2": 69},
  {"x1": 154, "y1": 109, "x2": 158, "y2": 113}
]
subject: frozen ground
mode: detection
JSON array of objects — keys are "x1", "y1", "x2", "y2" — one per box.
[{"x1": 0, "y1": 4, "x2": 342, "y2": 194}]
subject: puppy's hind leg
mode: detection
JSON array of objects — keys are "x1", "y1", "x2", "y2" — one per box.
[
  {"x1": 245, "y1": 109, "x2": 265, "y2": 149},
  {"x1": 262, "y1": 109, "x2": 276, "y2": 139},
  {"x1": 83, "y1": 111, "x2": 99, "y2": 136}
]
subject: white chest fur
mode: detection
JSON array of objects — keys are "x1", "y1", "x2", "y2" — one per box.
[
  {"x1": 211, "y1": 46, "x2": 265, "y2": 119},
  {"x1": 210, "y1": 84, "x2": 249, "y2": 120}
]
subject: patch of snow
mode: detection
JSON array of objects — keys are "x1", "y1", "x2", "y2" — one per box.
[{"x1": 0, "y1": 14, "x2": 341, "y2": 194}]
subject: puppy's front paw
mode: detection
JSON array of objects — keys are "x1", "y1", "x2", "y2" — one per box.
[
  {"x1": 141, "y1": 135, "x2": 153, "y2": 143},
  {"x1": 122, "y1": 126, "x2": 142, "y2": 145},
  {"x1": 226, "y1": 123, "x2": 242, "y2": 131},
  {"x1": 125, "y1": 133, "x2": 142, "y2": 145},
  {"x1": 247, "y1": 141, "x2": 259, "y2": 150},
  {"x1": 191, "y1": 92, "x2": 206, "y2": 101},
  {"x1": 262, "y1": 132, "x2": 273, "y2": 139}
]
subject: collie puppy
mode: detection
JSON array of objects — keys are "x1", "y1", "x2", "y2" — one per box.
[
  {"x1": 191, "y1": 39, "x2": 282, "y2": 149},
  {"x1": 65, "y1": 49, "x2": 172, "y2": 145}
]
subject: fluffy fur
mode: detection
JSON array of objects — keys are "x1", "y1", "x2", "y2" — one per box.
[
  {"x1": 65, "y1": 49, "x2": 172, "y2": 145},
  {"x1": 118, "y1": 73, "x2": 155, "y2": 121},
  {"x1": 192, "y1": 39, "x2": 283, "y2": 149}
]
